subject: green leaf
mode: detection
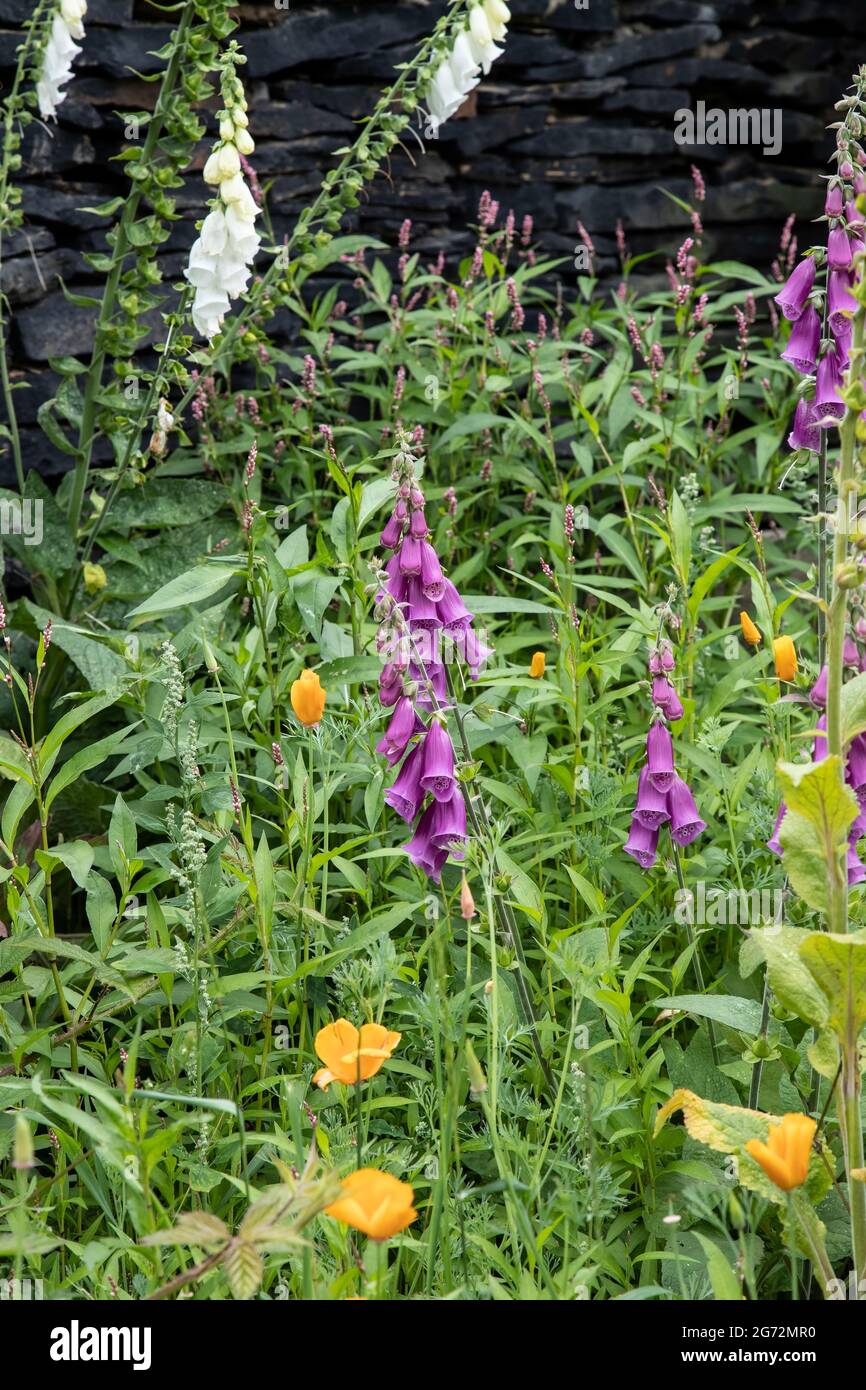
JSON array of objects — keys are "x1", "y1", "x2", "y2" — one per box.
[
  {"x1": 747, "y1": 927, "x2": 829, "y2": 1031},
  {"x1": 655, "y1": 993, "x2": 765, "y2": 1034},
  {"x1": 777, "y1": 757, "x2": 857, "y2": 912},
  {"x1": 35, "y1": 840, "x2": 94, "y2": 889},
  {"x1": 127, "y1": 565, "x2": 237, "y2": 622},
  {"x1": 799, "y1": 930, "x2": 866, "y2": 1042}
]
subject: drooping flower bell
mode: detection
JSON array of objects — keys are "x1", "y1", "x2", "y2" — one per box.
[
  {"x1": 184, "y1": 56, "x2": 260, "y2": 338},
  {"x1": 37, "y1": 0, "x2": 87, "y2": 119},
  {"x1": 773, "y1": 256, "x2": 816, "y2": 321}
]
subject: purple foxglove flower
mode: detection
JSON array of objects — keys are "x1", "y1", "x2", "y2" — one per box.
[
  {"x1": 660, "y1": 642, "x2": 675, "y2": 671},
  {"x1": 646, "y1": 722, "x2": 675, "y2": 793},
  {"x1": 651, "y1": 676, "x2": 675, "y2": 708},
  {"x1": 634, "y1": 765, "x2": 671, "y2": 828},
  {"x1": 781, "y1": 304, "x2": 820, "y2": 374},
  {"x1": 419, "y1": 720, "x2": 456, "y2": 802},
  {"x1": 810, "y1": 664, "x2": 828, "y2": 707},
  {"x1": 773, "y1": 256, "x2": 815, "y2": 321},
  {"x1": 376, "y1": 697, "x2": 420, "y2": 765},
  {"x1": 407, "y1": 578, "x2": 444, "y2": 630},
  {"x1": 812, "y1": 714, "x2": 827, "y2": 764},
  {"x1": 379, "y1": 678, "x2": 404, "y2": 708},
  {"x1": 828, "y1": 225, "x2": 853, "y2": 271},
  {"x1": 410, "y1": 660, "x2": 447, "y2": 708},
  {"x1": 461, "y1": 626, "x2": 492, "y2": 676},
  {"x1": 667, "y1": 775, "x2": 706, "y2": 846},
  {"x1": 380, "y1": 506, "x2": 405, "y2": 550},
  {"x1": 429, "y1": 788, "x2": 467, "y2": 854},
  {"x1": 420, "y1": 541, "x2": 445, "y2": 601},
  {"x1": 410, "y1": 508, "x2": 429, "y2": 539},
  {"x1": 767, "y1": 802, "x2": 786, "y2": 856},
  {"x1": 664, "y1": 687, "x2": 684, "y2": 721},
  {"x1": 815, "y1": 347, "x2": 846, "y2": 422},
  {"x1": 828, "y1": 270, "x2": 857, "y2": 336},
  {"x1": 405, "y1": 807, "x2": 448, "y2": 881},
  {"x1": 384, "y1": 742, "x2": 426, "y2": 822},
  {"x1": 850, "y1": 809, "x2": 866, "y2": 845},
  {"x1": 826, "y1": 183, "x2": 844, "y2": 216},
  {"x1": 788, "y1": 397, "x2": 821, "y2": 452},
  {"x1": 848, "y1": 843, "x2": 866, "y2": 887},
  {"x1": 398, "y1": 535, "x2": 423, "y2": 576},
  {"x1": 385, "y1": 552, "x2": 408, "y2": 605},
  {"x1": 845, "y1": 636, "x2": 860, "y2": 667},
  {"x1": 624, "y1": 816, "x2": 659, "y2": 869},
  {"x1": 438, "y1": 578, "x2": 473, "y2": 634},
  {"x1": 834, "y1": 319, "x2": 853, "y2": 367},
  {"x1": 847, "y1": 734, "x2": 866, "y2": 804}
]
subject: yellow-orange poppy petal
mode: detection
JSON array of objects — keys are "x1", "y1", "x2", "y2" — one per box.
[
  {"x1": 529, "y1": 651, "x2": 545, "y2": 678},
  {"x1": 745, "y1": 1138, "x2": 795, "y2": 1190},
  {"x1": 325, "y1": 1168, "x2": 418, "y2": 1241},
  {"x1": 312, "y1": 1067, "x2": 335, "y2": 1091},
  {"x1": 291, "y1": 668, "x2": 327, "y2": 727},
  {"x1": 773, "y1": 635, "x2": 798, "y2": 682},
  {"x1": 315, "y1": 1019, "x2": 360, "y2": 1083},
  {"x1": 739, "y1": 611, "x2": 761, "y2": 645}
]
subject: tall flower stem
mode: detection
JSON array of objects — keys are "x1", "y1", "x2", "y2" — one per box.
[
  {"x1": 68, "y1": 1, "x2": 195, "y2": 536},
  {"x1": 673, "y1": 848, "x2": 719, "y2": 1067}
]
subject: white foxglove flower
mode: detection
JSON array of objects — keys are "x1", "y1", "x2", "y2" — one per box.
[
  {"x1": 423, "y1": 3, "x2": 508, "y2": 136},
  {"x1": 37, "y1": 1, "x2": 87, "y2": 119},
  {"x1": 184, "y1": 98, "x2": 261, "y2": 339}
]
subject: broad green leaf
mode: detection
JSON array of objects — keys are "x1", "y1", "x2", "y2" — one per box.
[
  {"x1": 127, "y1": 564, "x2": 237, "y2": 621},
  {"x1": 35, "y1": 840, "x2": 94, "y2": 889},
  {"x1": 655, "y1": 993, "x2": 765, "y2": 1034},
  {"x1": 799, "y1": 930, "x2": 866, "y2": 1043},
  {"x1": 748, "y1": 927, "x2": 829, "y2": 1031}
]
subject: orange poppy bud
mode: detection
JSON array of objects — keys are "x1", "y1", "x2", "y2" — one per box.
[
  {"x1": 772, "y1": 635, "x2": 798, "y2": 682},
  {"x1": 739, "y1": 611, "x2": 761, "y2": 646},
  {"x1": 312, "y1": 1018, "x2": 400, "y2": 1091},
  {"x1": 529, "y1": 651, "x2": 545, "y2": 678},
  {"x1": 745, "y1": 1112, "x2": 816, "y2": 1192},
  {"x1": 460, "y1": 873, "x2": 476, "y2": 921},
  {"x1": 325, "y1": 1168, "x2": 417, "y2": 1241},
  {"x1": 291, "y1": 668, "x2": 326, "y2": 726}
]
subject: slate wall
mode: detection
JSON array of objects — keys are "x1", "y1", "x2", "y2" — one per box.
[{"x1": 0, "y1": 0, "x2": 861, "y2": 481}]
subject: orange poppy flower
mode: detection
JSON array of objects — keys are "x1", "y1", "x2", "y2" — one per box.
[
  {"x1": 325, "y1": 1168, "x2": 417, "y2": 1241},
  {"x1": 739, "y1": 611, "x2": 761, "y2": 645},
  {"x1": 772, "y1": 635, "x2": 798, "y2": 682},
  {"x1": 745, "y1": 1112, "x2": 816, "y2": 1192},
  {"x1": 529, "y1": 651, "x2": 545, "y2": 678},
  {"x1": 313, "y1": 1018, "x2": 401, "y2": 1090},
  {"x1": 291, "y1": 669, "x2": 326, "y2": 727}
]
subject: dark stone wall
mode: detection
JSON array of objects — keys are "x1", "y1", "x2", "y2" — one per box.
[{"x1": 0, "y1": 0, "x2": 860, "y2": 480}]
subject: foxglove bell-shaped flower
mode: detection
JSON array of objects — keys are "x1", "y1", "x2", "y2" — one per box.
[
  {"x1": 810, "y1": 664, "x2": 828, "y2": 707},
  {"x1": 815, "y1": 346, "x2": 846, "y2": 421},
  {"x1": 773, "y1": 256, "x2": 815, "y2": 321},
  {"x1": 423, "y1": 0, "x2": 508, "y2": 135},
  {"x1": 828, "y1": 270, "x2": 857, "y2": 335},
  {"x1": 419, "y1": 721, "x2": 456, "y2": 802},
  {"x1": 37, "y1": 2, "x2": 87, "y2": 119},
  {"x1": 828, "y1": 225, "x2": 854, "y2": 271},
  {"x1": 788, "y1": 397, "x2": 821, "y2": 452},
  {"x1": 667, "y1": 775, "x2": 707, "y2": 846},
  {"x1": 647, "y1": 722, "x2": 675, "y2": 793},
  {"x1": 781, "y1": 304, "x2": 821, "y2": 374},
  {"x1": 384, "y1": 743, "x2": 426, "y2": 823},
  {"x1": 376, "y1": 697, "x2": 420, "y2": 766},
  {"x1": 624, "y1": 818, "x2": 659, "y2": 868},
  {"x1": 634, "y1": 766, "x2": 671, "y2": 828},
  {"x1": 767, "y1": 803, "x2": 786, "y2": 857},
  {"x1": 185, "y1": 76, "x2": 260, "y2": 339}
]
